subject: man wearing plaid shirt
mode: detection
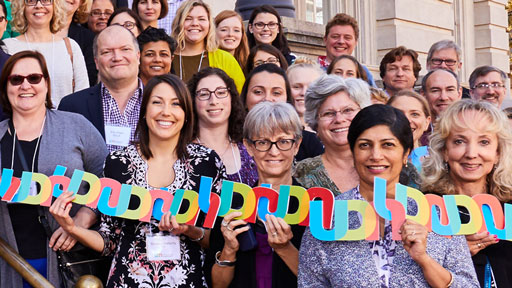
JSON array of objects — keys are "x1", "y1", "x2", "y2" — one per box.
[{"x1": 59, "y1": 25, "x2": 143, "y2": 153}]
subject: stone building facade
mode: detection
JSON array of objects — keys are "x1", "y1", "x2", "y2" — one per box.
[{"x1": 207, "y1": 0, "x2": 510, "y2": 89}]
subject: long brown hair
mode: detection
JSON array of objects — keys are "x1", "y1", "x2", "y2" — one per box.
[
  {"x1": 135, "y1": 74, "x2": 194, "y2": 159},
  {"x1": 214, "y1": 10, "x2": 249, "y2": 71}
]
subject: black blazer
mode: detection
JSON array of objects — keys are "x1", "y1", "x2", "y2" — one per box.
[
  {"x1": 68, "y1": 22, "x2": 98, "y2": 87},
  {"x1": 58, "y1": 84, "x2": 105, "y2": 138}
]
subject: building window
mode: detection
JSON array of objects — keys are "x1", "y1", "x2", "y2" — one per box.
[{"x1": 305, "y1": 0, "x2": 323, "y2": 24}]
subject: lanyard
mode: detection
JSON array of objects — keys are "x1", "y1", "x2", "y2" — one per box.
[{"x1": 484, "y1": 256, "x2": 496, "y2": 288}]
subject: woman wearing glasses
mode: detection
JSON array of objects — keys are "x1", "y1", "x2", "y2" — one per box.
[
  {"x1": 188, "y1": 67, "x2": 257, "y2": 185},
  {"x1": 247, "y1": 5, "x2": 295, "y2": 65},
  {"x1": 137, "y1": 27, "x2": 176, "y2": 85},
  {"x1": 244, "y1": 43, "x2": 288, "y2": 76},
  {"x1": 295, "y1": 74, "x2": 371, "y2": 196},
  {"x1": 131, "y1": 0, "x2": 167, "y2": 29},
  {"x1": 4, "y1": 0, "x2": 89, "y2": 106},
  {"x1": 87, "y1": 0, "x2": 114, "y2": 34},
  {"x1": 210, "y1": 101, "x2": 305, "y2": 288},
  {"x1": 57, "y1": 0, "x2": 98, "y2": 86},
  {"x1": 170, "y1": 0, "x2": 244, "y2": 91},
  {"x1": 241, "y1": 63, "x2": 324, "y2": 161},
  {"x1": 0, "y1": 51, "x2": 107, "y2": 287},
  {"x1": 107, "y1": 8, "x2": 143, "y2": 37}
]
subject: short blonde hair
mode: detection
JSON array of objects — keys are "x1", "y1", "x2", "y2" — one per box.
[
  {"x1": 171, "y1": 0, "x2": 217, "y2": 52},
  {"x1": 421, "y1": 99, "x2": 512, "y2": 202},
  {"x1": 73, "y1": 0, "x2": 92, "y2": 24},
  {"x1": 11, "y1": 0, "x2": 67, "y2": 34}
]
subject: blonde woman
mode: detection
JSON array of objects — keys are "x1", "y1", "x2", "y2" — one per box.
[
  {"x1": 421, "y1": 99, "x2": 512, "y2": 287},
  {"x1": 286, "y1": 58, "x2": 324, "y2": 132},
  {"x1": 214, "y1": 10, "x2": 249, "y2": 71},
  {"x1": 5, "y1": 0, "x2": 89, "y2": 106},
  {"x1": 171, "y1": 0, "x2": 244, "y2": 92}
]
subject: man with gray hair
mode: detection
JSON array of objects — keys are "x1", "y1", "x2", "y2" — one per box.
[
  {"x1": 426, "y1": 40, "x2": 470, "y2": 98},
  {"x1": 469, "y1": 65, "x2": 508, "y2": 107},
  {"x1": 59, "y1": 25, "x2": 142, "y2": 152}
]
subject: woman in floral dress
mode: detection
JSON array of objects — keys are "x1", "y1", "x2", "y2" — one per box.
[{"x1": 50, "y1": 74, "x2": 225, "y2": 288}]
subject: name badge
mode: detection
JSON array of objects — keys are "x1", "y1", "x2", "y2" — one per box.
[
  {"x1": 146, "y1": 233, "x2": 181, "y2": 261},
  {"x1": 105, "y1": 125, "x2": 131, "y2": 147}
]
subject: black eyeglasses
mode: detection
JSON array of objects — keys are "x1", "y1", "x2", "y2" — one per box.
[
  {"x1": 196, "y1": 87, "x2": 230, "y2": 101},
  {"x1": 25, "y1": 0, "x2": 52, "y2": 6},
  {"x1": 247, "y1": 139, "x2": 296, "y2": 152},
  {"x1": 7, "y1": 74, "x2": 45, "y2": 86},
  {"x1": 430, "y1": 58, "x2": 457, "y2": 66},
  {"x1": 253, "y1": 22, "x2": 279, "y2": 30},
  {"x1": 90, "y1": 9, "x2": 113, "y2": 17}
]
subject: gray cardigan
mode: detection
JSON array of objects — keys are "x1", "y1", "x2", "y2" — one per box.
[{"x1": 0, "y1": 110, "x2": 108, "y2": 287}]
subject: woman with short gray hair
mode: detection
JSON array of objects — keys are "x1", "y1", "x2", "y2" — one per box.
[
  {"x1": 210, "y1": 101, "x2": 306, "y2": 288},
  {"x1": 295, "y1": 74, "x2": 371, "y2": 195}
]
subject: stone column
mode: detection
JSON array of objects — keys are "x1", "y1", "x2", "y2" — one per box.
[{"x1": 473, "y1": 0, "x2": 510, "y2": 73}]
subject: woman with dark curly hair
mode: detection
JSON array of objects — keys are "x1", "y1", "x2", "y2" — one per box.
[{"x1": 188, "y1": 67, "x2": 257, "y2": 185}]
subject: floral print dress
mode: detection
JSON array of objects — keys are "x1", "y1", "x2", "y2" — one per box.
[{"x1": 99, "y1": 144, "x2": 225, "y2": 288}]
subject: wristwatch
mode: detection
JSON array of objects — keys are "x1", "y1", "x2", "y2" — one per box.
[{"x1": 215, "y1": 251, "x2": 236, "y2": 267}]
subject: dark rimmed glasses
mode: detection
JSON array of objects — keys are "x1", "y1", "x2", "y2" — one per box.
[
  {"x1": 8, "y1": 74, "x2": 45, "y2": 86},
  {"x1": 429, "y1": 58, "x2": 457, "y2": 66},
  {"x1": 25, "y1": 0, "x2": 52, "y2": 6},
  {"x1": 253, "y1": 22, "x2": 279, "y2": 30},
  {"x1": 247, "y1": 139, "x2": 296, "y2": 152},
  {"x1": 196, "y1": 87, "x2": 230, "y2": 101},
  {"x1": 90, "y1": 9, "x2": 113, "y2": 18}
]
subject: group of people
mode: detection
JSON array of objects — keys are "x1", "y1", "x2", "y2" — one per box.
[{"x1": 0, "y1": 0, "x2": 510, "y2": 287}]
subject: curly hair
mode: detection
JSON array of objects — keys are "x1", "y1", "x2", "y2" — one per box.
[
  {"x1": 11, "y1": 0, "x2": 67, "y2": 34},
  {"x1": 324, "y1": 13, "x2": 359, "y2": 40},
  {"x1": 73, "y1": 0, "x2": 92, "y2": 24},
  {"x1": 187, "y1": 67, "x2": 245, "y2": 142},
  {"x1": 214, "y1": 10, "x2": 249, "y2": 71},
  {"x1": 171, "y1": 0, "x2": 217, "y2": 52},
  {"x1": 421, "y1": 99, "x2": 512, "y2": 202}
]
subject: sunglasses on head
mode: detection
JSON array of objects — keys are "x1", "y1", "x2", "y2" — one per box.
[{"x1": 7, "y1": 74, "x2": 45, "y2": 86}]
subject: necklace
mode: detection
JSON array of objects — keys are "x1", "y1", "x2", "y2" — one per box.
[
  {"x1": 11, "y1": 114, "x2": 47, "y2": 172},
  {"x1": 179, "y1": 50, "x2": 205, "y2": 80},
  {"x1": 196, "y1": 136, "x2": 242, "y2": 182}
]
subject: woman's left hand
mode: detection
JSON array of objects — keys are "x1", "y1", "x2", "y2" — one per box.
[
  {"x1": 400, "y1": 219, "x2": 429, "y2": 264},
  {"x1": 49, "y1": 227, "x2": 77, "y2": 252},
  {"x1": 265, "y1": 214, "x2": 293, "y2": 250}
]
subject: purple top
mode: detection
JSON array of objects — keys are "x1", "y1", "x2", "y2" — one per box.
[
  {"x1": 226, "y1": 142, "x2": 258, "y2": 185},
  {"x1": 255, "y1": 231, "x2": 273, "y2": 288}
]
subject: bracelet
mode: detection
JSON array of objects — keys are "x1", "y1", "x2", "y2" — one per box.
[
  {"x1": 190, "y1": 227, "x2": 205, "y2": 242},
  {"x1": 215, "y1": 251, "x2": 236, "y2": 267},
  {"x1": 447, "y1": 271, "x2": 454, "y2": 287}
]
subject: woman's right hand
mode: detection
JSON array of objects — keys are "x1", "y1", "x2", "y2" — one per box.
[
  {"x1": 466, "y1": 232, "x2": 498, "y2": 256},
  {"x1": 220, "y1": 211, "x2": 249, "y2": 253},
  {"x1": 49, "y1": 191, "x2": 76, "y2": 234}
]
